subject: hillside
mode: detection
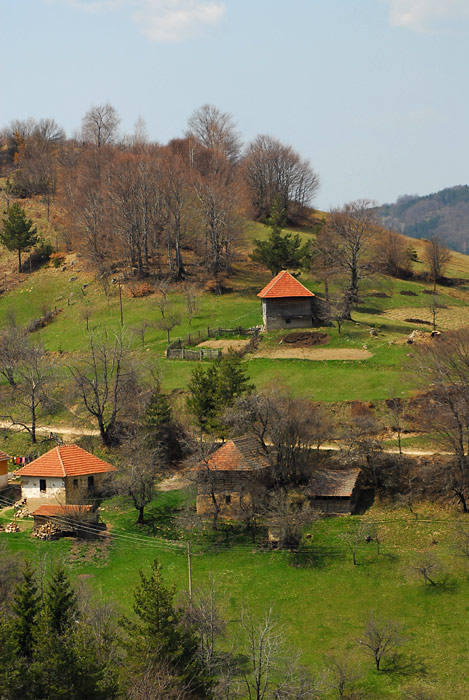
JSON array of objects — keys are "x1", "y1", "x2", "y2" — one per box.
[{"x1": 376, "y1": 185, "x2": 469, "y2": 253}]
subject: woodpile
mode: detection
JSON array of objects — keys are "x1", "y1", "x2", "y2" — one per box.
[
  {"x1": 15, "y1": 507, "x2": 31, "y2": 519},
  {"x1": 33, "y1": 522, "x2": 61, "y2": 540},
  {"x1": 4, "y1": 521, "x2": 20, "y2": 533}
]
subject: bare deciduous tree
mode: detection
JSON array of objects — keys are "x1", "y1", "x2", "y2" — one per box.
[
  {"x1": 69, "y1": 331, "x2": 138, "y2": 446},
  {"x1": 187, "y1": 104, "x2": 242, "y2": 164},
  {"x1": 357, "y1": 615, "x2": 405, "y2": 671},
  {"x1": 411, "y1": 552, "x2": 444, "y2": 587},
  {"x1": 423, "y1": 238, "x2": 451, "y2": 290},
  {"x1": 325, "y1": 653, "x2": 363, "y2": 699},
  {"x1": 414, "y1": 330, "x2": 469, "y2": 511},
  {"x1": 242, "y1": 134, "x2": 319, "y2": 223},
  {"x1": 82, "y1": 103, "x2": 120, "y2": 149},
  {"x1": 3, "y1": 342, "x2": 56, "y2": 443},
  {"x1": 322, "y1": 201, "x2": 379, "y2": 319},
  {"x1": 157, "y1": 312, "x2": 181, "y2": 344},
  {"x1": 184, "y1": 286, "x2": 200, "y2": 326}
]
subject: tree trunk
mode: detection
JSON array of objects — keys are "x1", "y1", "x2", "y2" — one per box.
[
  {"x1": 137, "y1": 506, "x2": 145, "y2": 524},
  {"x1": 18, "y1": 248, "x2": 22, "y2": 274}
]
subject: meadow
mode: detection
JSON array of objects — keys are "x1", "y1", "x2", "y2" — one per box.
[{"x1": 1, "y1": 490, "x2": 469, "y2": 699}]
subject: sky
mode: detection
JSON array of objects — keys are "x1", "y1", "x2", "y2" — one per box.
[{"x1": 1, "y1": 0, "x2": 469, "y2": 210}]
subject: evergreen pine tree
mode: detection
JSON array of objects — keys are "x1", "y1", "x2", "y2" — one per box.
[
  {"x1": 1, "y1": 202, "x2": 39, "y2": 273},
  {"x1": 11, "y1": 561, "x2": 39, "y2": 661},
  {"x1": 125, "y1": 559, "x2": 211, "y2": 698},
  {"x1": 186, "y1": 363, "x2": 219, "y2": 435},
  {"x1": 250, "y1": 198, "x2": 311, "y2": 275},
  {"x1": 33, "y1": 564, "x2": 116, "y2": 700}
]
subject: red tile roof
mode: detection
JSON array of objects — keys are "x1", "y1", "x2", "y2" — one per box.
[
  {"x1": 15, "y1": 445, "x2": 117, "y2": 478},
  {"x1": 199, "y1": 437, "x2": 270, "y2": 472},
  {"x1": 257, "y1": 271, "x2": 315, "y2": 299},
  {"x1": 32, "y1": 505, "x2": 93, "y2": 517},
  {"x1": 306, "y1": 468, "x2": 361, "y2": 498},
  {"x1": 0, "y1": 450, "x2": 11, "y2": 461}
]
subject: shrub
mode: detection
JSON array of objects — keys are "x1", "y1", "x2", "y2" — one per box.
[{"x1": 50, "y1": 251, "x2": 66, "y2": 268}]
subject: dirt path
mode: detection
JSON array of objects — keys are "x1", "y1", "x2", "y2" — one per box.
[
  {"x1": 253, "y1": 347, "x2": 373, "y2": 361},
  {"x1": 0, "y1": 421, "x2": 99, "y2": 438}
]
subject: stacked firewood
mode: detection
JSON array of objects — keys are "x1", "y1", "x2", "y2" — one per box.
[
  {"x1": 33, "y1": 522, "x2": 61, "y2": 540},
  {"x1": 4, "y1": 521, "x2": 20, "y2": 533}
]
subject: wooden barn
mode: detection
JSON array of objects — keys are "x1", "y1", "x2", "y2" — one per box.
[
  {"x1": 257, "y1": 270, "x2": 328, "y2": 331},
  {"x1": 196, "y1": 436, "x2": 271, "y2": 519},
  {"x1": 305, "y1": 468, "x2": 362, "y2": 514},
  {"x1": 15, "y1": 445, "x2": 117, "y2": 510},
  {"x1": 0, "y1": 450, "x2": 11, "y2": 491}
]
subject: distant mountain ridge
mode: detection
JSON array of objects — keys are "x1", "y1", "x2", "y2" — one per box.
[{"x1": 376, "y1": 185, "x2": 469, "y2": 254}]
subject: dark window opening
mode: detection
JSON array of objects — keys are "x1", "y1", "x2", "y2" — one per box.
[
  {"x1": 39, "y1": 479, "x2": 46, "y2": 492},
  {"x1": 73, "y1": 479, "x2": 78, "y2": 489},
  {"x1": 88, "y1": 475, "x2": 95, "y2": 491},
  {"x1": 225, "y1": 494, "x2": 232, "y2": 505},
  {"x1": 285, "y1": 318, "x2": 291, "y2": 324}
]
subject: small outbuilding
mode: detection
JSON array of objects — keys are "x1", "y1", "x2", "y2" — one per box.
[
  {"x1": 0, "y1": 450, "x2": 11, "y2": 491},
  {"x1": 196, "y1": 436, "x2": 271, "y2": 519},
  {"x1": 257, "y1": 270, "x2": 328, "y2": 331},
  {"x1": 15, "y1": 445, "x2": 117, "y2": 510},
  {"x1": 32, "y1": 504, "x2": 99, "y2": 538},
  {"x1": 305, "y1": 468, "x2": 362, "y2": 514}
]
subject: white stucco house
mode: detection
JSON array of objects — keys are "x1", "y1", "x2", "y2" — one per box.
[{"x1": 15, "y1": 445, "x2": 117, "y2": 510}]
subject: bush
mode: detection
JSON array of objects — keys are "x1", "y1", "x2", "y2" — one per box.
[
  {"x1": 50, "y1": 251, "x2": 66, "y2": 268},
  {"x1": 128, "y1": 281, "x2": 153, "y2": 298}
]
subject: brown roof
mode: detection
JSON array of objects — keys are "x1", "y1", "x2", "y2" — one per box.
[
  {"x1": 15, "y1": 445, "x2": 117, "y2": 478},
  {"x1": 32, "y1": 505, "x2": 93, "y2": 517},
  {"x1": 257, "y1": 271, "x2": 315, "y2": 299},
  {"x1": 306, "y1": 468, "x2": 361, "y2": 498},
  {"x1": 199, "y1": 437, "x2": 270, "y2": 472},
  {"x1": 0, "y1": 450, "x2": 11, "y2": 461}
]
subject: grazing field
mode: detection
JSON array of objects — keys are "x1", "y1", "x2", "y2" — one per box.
[{"x1": 1, "y1": 491, "x2": 469, "y2": 699}]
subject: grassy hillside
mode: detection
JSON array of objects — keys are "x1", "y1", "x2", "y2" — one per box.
[
  {"x1": 0, "y1": 212, "x2": 467, "y2": 420},
  {"x1": 1, "y1": 492, "x2": 468, "y2": 699}
]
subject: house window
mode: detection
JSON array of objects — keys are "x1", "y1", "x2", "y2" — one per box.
[
  {"x1": 225, "y1": 494, "x2": 232, "y2": 505},
  {"x1": 87, "y1": 475, "x2": 94, "y2": 491},
  {"x1": 73, "y1": 479, "x2": 78, "y2": 489},
  {"x1": 285, "y1": 318, "x2": 291, "y2": 324},
  {"x1": 39, "y1": 479, "x2": 46, "y2": 493}
]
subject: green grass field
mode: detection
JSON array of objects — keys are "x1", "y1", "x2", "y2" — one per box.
[{"x1": 1, "y1": 492, "x2": 468, "y2": 698}]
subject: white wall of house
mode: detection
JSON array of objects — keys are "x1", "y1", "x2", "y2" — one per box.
[
  {"x1": 0, "y1": 473, "x2": 8, "y2": 491},
  {"x1": 21, "y1": 477, "x2": 66, "y2": 509}
]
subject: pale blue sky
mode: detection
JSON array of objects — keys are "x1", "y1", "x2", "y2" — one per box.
[{"x1": 1, "y1": 0, "x2": 469, "y2": 209}]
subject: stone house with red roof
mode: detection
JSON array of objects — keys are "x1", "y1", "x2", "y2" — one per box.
[
  {"x1": 0, "y1": 450, "x2": 11, "y2": 491},
  {"x1": 257, "y1": 270, "x2": 328, "y2": 331},
  {"x1": 15, "y1": 445, "x2": 117, "y2": 510},
  {"x1": 196, "y1": 436, "x2": 271, "y2": 519}
]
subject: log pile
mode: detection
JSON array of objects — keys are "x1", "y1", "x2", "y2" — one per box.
[
  {"x1": 33, "y1": 522, "x2": 61, "y2": 540},
  {"x1": 4, "y1": 521, "x2": 20, "y2": 533}
]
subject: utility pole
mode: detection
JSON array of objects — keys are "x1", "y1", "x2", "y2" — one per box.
[
  {"x1": 118, "y1": 278, "x2": 124, "y2": 326},
  {"x1": 187, "y1": 541, "x2": 193, "y2": 607}
]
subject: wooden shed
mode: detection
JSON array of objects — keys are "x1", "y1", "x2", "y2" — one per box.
[
  {"x1": 32, "y1": 504, "x2": 98, "y2": 538},
  {"x1": 305, "y1": 468, "x2": 362, "y2": 514},
  {"x1": 196, "y1": 436, "x2": 271, "y2": 519},
  {"x1": 257, "y1": 271, "x2": 328, "y2": 331}
]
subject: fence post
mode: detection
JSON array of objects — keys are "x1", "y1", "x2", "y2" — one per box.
[
  {"x1": 200, "y1": 350, "x2": 203, "y2": 361},
  {"x1": 182, "y1": 348, "x2": 185, "y2": 359},
  {"x1": 188, "y1": 334, "x2": 191, "y2": 346},
  {"x1": 207, "y1": 326, "x2": 210, "y2": 337}
]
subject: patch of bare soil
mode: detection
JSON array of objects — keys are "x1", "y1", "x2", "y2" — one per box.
[
  {"x1": 197, "y1": 339, "x2": 249, "y2": 353},
  {"x1": 280, "y1": 331, "x2": 330, "y2": 346},
  {"x1": 384, "y1": 306, "x2": 469, "y2": 331},
  {"x1": 159, "y1": 473, "x2": 191, "y2": 491},
  {"x1": 254, "y1": 347, "x2": 372, "y2": 361}
]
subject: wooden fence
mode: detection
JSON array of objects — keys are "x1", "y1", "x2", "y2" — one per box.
[{"x1": 166, "y1": 326, "x2": 260, "y2": 361}]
